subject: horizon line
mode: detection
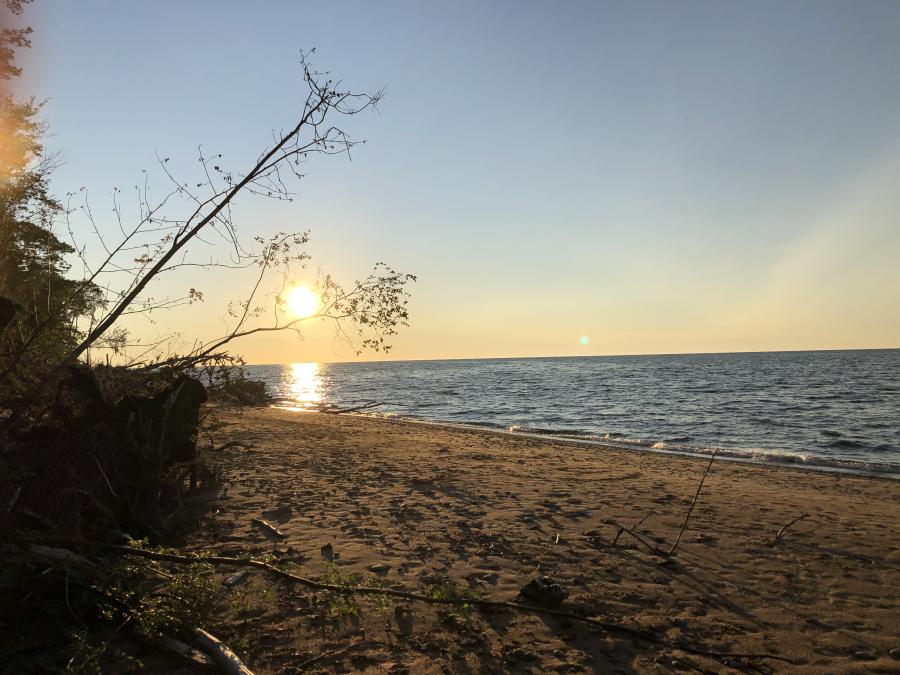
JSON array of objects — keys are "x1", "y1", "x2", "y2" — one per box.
[{"x1": 245, "y1": 345, "x2": 900, "y2": 367}]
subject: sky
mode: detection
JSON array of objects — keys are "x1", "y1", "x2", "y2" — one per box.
[{"x1": 14, "y1": 0, "x2": 900, "y2": 363}]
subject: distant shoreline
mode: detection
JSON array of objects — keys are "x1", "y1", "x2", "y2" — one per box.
[{"x1": 247, "y1": 346, "x2": 900, "y2": 367}]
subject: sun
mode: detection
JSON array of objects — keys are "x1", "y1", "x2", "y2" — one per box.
[{"x1": 285, "y1": 285, "x2": 319, "y2": 319}]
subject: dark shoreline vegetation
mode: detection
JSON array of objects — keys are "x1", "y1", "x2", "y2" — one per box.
[{"x1": 2, "y1": 1, "x2": 414, "y2": 669}]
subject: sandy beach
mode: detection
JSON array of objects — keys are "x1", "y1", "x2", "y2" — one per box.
[{"x1": 185, "y1": 407, "x2": 899, "y2": 673}]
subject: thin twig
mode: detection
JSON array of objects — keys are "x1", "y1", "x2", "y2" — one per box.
[
  {"x1": 668, "y1": 450, "x2": 718, "y2": 557},
  {"x1": 211, "y1": 441, "x2": 256, "y2": 452},
  {"x1": 612, "y1": 510, "x2": 654, "y2": 546},
  {"x1": 36, "y1": 537, "x2": 795, "y2": 665},
  {"x1": 295, "y1": 640, "x2": 364, "y2": 670},
  {"x1": 606, "y1": 520, "x2": 667, "y2": 558},
  {"x1": 93, "y1": 456, "x2": 119, "y2": 499},
  {"x1": 769, "y1": 512, "x2": 809, "y2": 547},
  {"x1": 3, "y1": 486, "x2": 22, "y2": 520},
  {"x1": 320, "y1": 401, "x2": 382, "y2": 414}
]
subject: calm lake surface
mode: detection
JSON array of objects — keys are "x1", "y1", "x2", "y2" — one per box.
[{"x1": 246, "y1": 349, "x2": 900, "y2": 478}]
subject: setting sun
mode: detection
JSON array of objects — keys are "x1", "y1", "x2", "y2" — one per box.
[{"x1": 285, "y1": 286, "x2": 319, "y2": 319}]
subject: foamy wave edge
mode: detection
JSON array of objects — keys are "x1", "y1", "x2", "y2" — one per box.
[
  {"x1": 294, "y1": 409, "x2": 900, "y2": 479},
  {"x1": 510, "y1": 426, "x2": 900, "y2": 478},
  {"x1": 440, "y1": 419, "x2": 899, "y2": 479}
]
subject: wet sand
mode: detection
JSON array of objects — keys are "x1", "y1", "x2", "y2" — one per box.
[{"x1": 187, "y1": 407, "x2": 900, "y2": 673}]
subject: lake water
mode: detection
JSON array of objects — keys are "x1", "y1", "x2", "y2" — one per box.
[{"x1": 246, "y1": 349, "x2": 900, "y2": 478}]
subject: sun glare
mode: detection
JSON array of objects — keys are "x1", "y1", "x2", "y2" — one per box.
[{"x1": 286, "y1": 285, "x2": 319, "y2": 319}]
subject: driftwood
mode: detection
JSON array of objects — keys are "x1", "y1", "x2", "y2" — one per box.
[
  {"x1": 28, "y1": 544, "x2": 97, "y2": 572},
  {"x1": 251, "y1": 518, "x2": 286, "y2": 539},
  {"x1": 212, "y1": 441, "x2": 257, "y2": 452},
  {"x1": 194, "y1": 628, "x2": 255, "y2": 675},
  {"x1": 224, "y1": 570, "x2": 250, "y2": 587},
  {"x1": 318, "y1": 401, "x2": 382, "y2": 414},
  {"x1": 135, "y1": 632, "x2": 216, "y2": 671},
  {"x1": 668, "y1": 450, "x2": 718, "y2": 557},
  {"x1": 769, "y1": 512, "x2": 809, "y2": 547},
  {"x1": 268, "y1": 399, "x2": 382, "y2": 414},
  {"x1": 611, "y1": 510, "x2": 654, "y2": 546},
  {"x1": 604, "y1": 520, "x2": 668, "y2": 558},
  {"x1": 40, "y1": 538, "x2": 795, "y2": 666}
]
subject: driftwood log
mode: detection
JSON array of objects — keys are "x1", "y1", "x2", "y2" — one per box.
[
  {"x1": 194, "y1": 628, "x2": 255, "y2": 675},
  {"x1": 135, "y1": 633, "x2": 216, "y2": 671}
]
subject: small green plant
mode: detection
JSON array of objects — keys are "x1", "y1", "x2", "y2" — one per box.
[
  {"x1": 321, "y1": 562, "x2": 362, "y2": 588},
  {"x1": 317, "y1": 563, "x2": 365, "y2": 618},
  {"x1": 363, "y1": 573, "x2": 392, "y2": 611},
  {"x1": 65, "y1": 630, "x2": 104, "y2": 675},
  {"x1": 136, "y1": 562, "x2": 219, "y2": 634},
  {"x1": 425, "y1": 580, "x2": 483, "y2": 615},
  {"x1": 96, "y1": 551, "x2": 219, "y2": 639},
  {"x1": 326, "y1": 595, "x2": 360, "y2": 617},
  {"x1": 64, "y1": 630, "x2": 144, "y2": 674}
]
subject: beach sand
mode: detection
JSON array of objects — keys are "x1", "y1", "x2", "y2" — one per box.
[{"x1": 184, "y1": 407, "x2": 899, "y2": 673}]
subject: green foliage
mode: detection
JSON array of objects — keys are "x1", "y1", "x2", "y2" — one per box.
[
  {"x1": 96, "y1": 554, "x2": 219, "y2": 637},
  {"x1": 0, "y1": 3, "x2": 103, "y2": 391},
  {"x1": 319, "y1": 562, "x2": 362, "y2": 617},
  {"x1": 64, "y1": 629, "x2": 143, "y2": 674},
  {"x1": 425, "y1": 580, "x2": 483, "y2": 615},
  {"x1": 64, "y1": 630, "x2": 104, "y2": 675}
]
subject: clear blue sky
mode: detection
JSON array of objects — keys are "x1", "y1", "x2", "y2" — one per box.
[{"x1": 19, "y1": 0, "x2": 900, "y2": 361}]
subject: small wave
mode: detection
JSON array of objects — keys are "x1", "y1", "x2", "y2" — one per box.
[
  {"x1": 826, "y1": 439, "x2": 866, "y2": 450},
  {"x1": 507, "y1": 425, "x2": 592, "y2": 437},
  {"x1": 498, "y1": 426, "x2": 900, "y2": 478}
]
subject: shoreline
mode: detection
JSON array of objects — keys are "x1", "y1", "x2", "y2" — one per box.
[
  {"x1": 271, "y1": 405, "x2": 900, "y2": 480},
  {"x1": 192, "y1": 406, "x2": 900, "y2": 673},
  {"x1": 247, "y1": 346, "x2": 900, "y2": 367}
]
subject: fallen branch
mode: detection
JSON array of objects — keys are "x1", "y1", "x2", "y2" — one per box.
[
  {"x1": 28, "y1": 544, "x2": 97, "y2": 572},
  {"x1": 605, "y1": 520, "x2": 667, "y2": 558},
  {"x1": 295, "y1": 639, "x2": 364, "y2": 670},
  {"x1": 194, "y1": 628, "x2": 254, "y2": 675},
  {"x1": 212, "y1": 441, "x2": 257, "y2": 452},
  {"x1": 4, "y1": 486, "x2": 22, "y2": 521},
  {"x1": 135, "y1": 632, "x2": 215, "y2": 671},
  {"x1": 668, "y1": 450, "x2": 718, "y2": 557},
  {"x1": 267, "y1": 399, "x2": 383, "y2": 414},
  {"x1": 612, "y1": 510, "x2": 654, "y2": 546},
  {"x1": 38, "y1": 538, "x2": 795, "y2": 666},
  {"x1": 251, "y1": 518, "x2": 286, "y2": 540},
  {"x1": 317, "y1": 401, "x2": 382, "y2": 414},
  {"x1": 769, "y1": 512, "x2": 809, "y2": 547}
]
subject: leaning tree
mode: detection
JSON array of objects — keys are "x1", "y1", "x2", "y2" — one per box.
[{"x1": 1, "y1": 47, "x2": 415, "y2": 402}]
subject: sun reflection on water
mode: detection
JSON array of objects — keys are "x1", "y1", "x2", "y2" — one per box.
[{"x1": 284, "y1": 362, "x2": 323, "y2": 410}]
